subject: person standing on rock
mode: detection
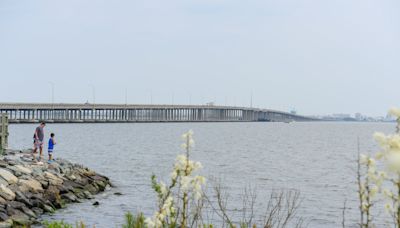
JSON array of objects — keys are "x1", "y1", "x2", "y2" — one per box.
[
  {"x1": 33, "y1": 122, "x2": 46, "y2": 160},
  {"x1": 47, "y1": 133, "x2": 56, "y2": 163}
]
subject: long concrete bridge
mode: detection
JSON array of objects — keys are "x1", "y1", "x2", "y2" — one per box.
[{"x1": 0, "y1": 103, "x2": 316, "y2": 123}]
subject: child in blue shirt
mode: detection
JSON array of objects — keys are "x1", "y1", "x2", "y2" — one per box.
[{"x1": 48, "y1": 133, "x2": 56, "y2": 163}]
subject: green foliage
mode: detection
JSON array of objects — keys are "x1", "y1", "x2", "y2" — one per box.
[
  {"x1": 151, "y1": 174, "x2": 162, "y2": 199},
  {"x1": 76, "y1": 221, "x2": 86, "y2": 228},
  {"x1": 42, "y1": 220, "x2": 74, "y2": 228},
  {"x1": 42, "y1": 220, "x2": 87, "y2": 228},
  {"x1": 122, "y1": 212, "x2": 146, "y2": 228}
]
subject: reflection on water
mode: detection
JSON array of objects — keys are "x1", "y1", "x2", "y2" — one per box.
[{"x1": 8, "y1": 122, "x2": 395, "y2": 228}]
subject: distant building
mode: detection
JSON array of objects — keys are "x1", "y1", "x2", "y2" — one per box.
[
  {"x1": 355, "y1": 113, "x2": 363, "y2": 121},
  {"x1": 332, "y1": 113, "x2": 351, "y2": 119}
]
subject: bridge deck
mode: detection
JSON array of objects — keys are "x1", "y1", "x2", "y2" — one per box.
[{"x1": 0, "y1": 103, "x2": 315, "y2": 123}]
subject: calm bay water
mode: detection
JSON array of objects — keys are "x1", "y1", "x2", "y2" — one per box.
[{"x1": 8, "y1": 122, "x2": 395, "y2": 227}]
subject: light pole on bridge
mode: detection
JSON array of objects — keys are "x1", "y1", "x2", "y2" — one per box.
[
  {"x1": 49, "y1": 82, "x2": 54, "y2": 106},
  {"x1": 89, "y1": 85, "x2": 96, "y2": 109}
]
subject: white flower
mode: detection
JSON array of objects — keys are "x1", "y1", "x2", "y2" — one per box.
[
  {"x1": 193, "y1": 161, "x2": 202, "y2": 170},
  {"x1": 171, "y1": 170, "x2": 178, "y2": 180},
  {"x1": 375, "y1": 152, "x2": 384, "y2": 160},
  {"x1": 361, "y1": 202, "x2": 369, "y2": 212},
  {"x1": 369, "y1": 157, "x2": 376, "y2": 166},
  {"x1": 181, "y1": 143, "x2": 188, "y2": 150},
  {"x1": 180, "y1": 176, "x2": 191, "y2": 192},
  {"x1": 181, "y1": 130, "x2": 194, "y2": 140},
  {"x1": 145, "y1": 217, "x2": 156, "y2": 228},
  {"x1": 360, "y1": 154, "x2": 369, "y2": 165},
  {"x1": 374, "y1": 132, "x2": 387, "y2": 146},
  {"x1": 159, "y1": 182, "x2": 168, "y2": 197},
  {"x1": 370, "y1": 186, "x2": 379, "y2": 198},
  {"x1": 386, "y1": 152, "x2": 400, "y2": 172}
]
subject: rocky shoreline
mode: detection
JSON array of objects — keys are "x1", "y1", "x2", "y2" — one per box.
[{"x1": 0, "y1": 149, "x2": 111, "y2": 227}]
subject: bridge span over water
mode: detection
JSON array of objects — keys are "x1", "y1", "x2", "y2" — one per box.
[{"x1": 0, "y1": 103, "x2": 315, "y2": 123}]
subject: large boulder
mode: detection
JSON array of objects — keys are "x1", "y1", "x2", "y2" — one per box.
[
  {"x1": 0, "y1": 197, "x2": 6, "y2": 205},
  {"x1": 10, "y1": 210, "x2": 30, "y2": 226},
  {"x1": 0, "y1": 169, "x2": 17, "y2": 185},
  {"x1": 0, "y1": 185, "x2": 15, "y2": 201},
  {"x1": 18, "y1": 179, "x2": 43, "y2": 193},
  {"x1": 43, "y1": 186, "x2": 62, "y2": 209},
  {"x1": 12, "y1": 166, "x2": 32, "y2": 175},
  {"x1": 14, "y1": 191, "x2": 32, "y2": 207},
  {"x1": 0, "y1": 211, "x2": 8, "y2": 221},
  {"x1": 0, "y1": 178, "x2": 8, "y2": 187},
  {"x1": 0, "y1": 161, "x2": 8, "y2": 168},
  {"x1": 43, "y1": 172, "x2": 63, "y2": 186},
  {"x1": 0, "y1": 219, "x2": 12, "y2": 228}
]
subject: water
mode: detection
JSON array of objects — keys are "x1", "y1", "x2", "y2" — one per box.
[{"x1": 7, "y1": 122, "x2": 396, "y2": 227}]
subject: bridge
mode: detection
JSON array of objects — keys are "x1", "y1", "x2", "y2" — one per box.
[{"x1": 0, "y1": 103, "x2": 316, "y2": 123}]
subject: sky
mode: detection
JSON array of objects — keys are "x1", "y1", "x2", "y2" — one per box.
[{"x1": 0, "y1": 0, "x2": 399, "y2": 116}]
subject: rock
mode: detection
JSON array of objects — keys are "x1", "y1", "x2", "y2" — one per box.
[
  {"x1": 0, "y1": 185, "x2": 15, "y2": 201},
  {"x1": 10, "y1": 210, "x2": 31, "y2": 226},
  {"x1": 44, "y1": 186, "x2": 62, "y2": 209},
  {"x1": 21, "y1": 206, "x2": 36, "y2": 218},
  {"x1": 38, "y1": 179, "x2": 49, "y2": 189},
  {"x1": 13, "y1": 165, "x2": 32, "y2": 175},
  {"x1": 48, "y1": 163, "x2": 61, "y2": 172},
  {"x1": 0, "y1": 219, "x2": 12, "y2": 228},
  {"x1": 92, "y1": 201, "x2": 99, "y2": 206},
  {"x1": 61, "y1": 192, "x2": 77, "y2": 202},
  {"x1": 5, "y1": 206, "x2": 18, "y2": 217},
  {"x1": 44, "y1": 172, "x2": 63, "y2": 186},
  {"x1": 42, "y1": 204, "x2": 55, "y2": 213},
  {"x1": 6, "y1": 201, "x2": 25, "y2": 210},
  {"x1": 18, "y1": 179, "x2": 43, "y2": 193},
  {"x1": 94, "y1": 180, "x2": 107, "y2": 191},
  {"x1": 85, "y1": 184, "x2": 99, "y2": 194},
  {"x1": 0, "y1": 161, "x2": 8, "y2": 169},
  {"x1": 0, "y1": 149, "x2": 111, "y2": 225},
  {"x1": 56, "y1": 185, "x2": 71, "y2": 194},
  {"x1": 74, "y1": 176, "x2": 89, "y2": 186},
  {"x1": 0, "y1": 212, "x2": 8, "y2": 221},
  {"x1": 15, "y1": 191, "x2": 32, "y2": 208},
  {"x1": 0, "y1": 197, "x2": 6, "y2": 205},
  {"x1": 31, "y1": 207, "x2": 43, "y2": 216},
  {"x1": 0, "y1": 178, "x2": 6, "y2": 187},
  {"x1": 83, "y1": 190, "x2": 94, "y2": 199},
  {"x1": 66, "y1": 174, "x2": 77, "y2": 181},
  {"x1": 63, "y1": 180, "x2": 84, "y2": 189},
  {"x1": 30, "y1": 198, "x2": 45, "y2": 209},
  {"x1": 75, "y1": 191, "x2": 86, "y2": 199},
  {"x1": 0, "y1": 169, "x2": 18, "y2": 185},
  {"x1": 31, "y1": 168, "x2": 43, "y2": 177},
  {"x1": 5, "y1": 161, "x2": 17, "y2": 166}
]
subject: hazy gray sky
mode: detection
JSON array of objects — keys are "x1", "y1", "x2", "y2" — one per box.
[{"x1": 0, "y1": 0, "x2": 399, "y2": 116}]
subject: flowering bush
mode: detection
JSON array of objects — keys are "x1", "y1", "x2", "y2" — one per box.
[
  {"x1": 358, "y1": 108, "x2": 400, "y2": 227},
  {"x1": 145, "y1": 130, "x2": 206, "y2": 228}
]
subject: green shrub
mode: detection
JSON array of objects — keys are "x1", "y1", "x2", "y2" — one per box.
[
  {"x1": 122, "y1": 212, "x2": 146, "y2": 228},
  {"x1": 42, "y1": 220, "x2": 74, "y2": 228}
]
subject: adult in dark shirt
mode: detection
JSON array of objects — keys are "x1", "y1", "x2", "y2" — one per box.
[{"x1": 33, "y1": 122, "x2": 46, "y2": 159}]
